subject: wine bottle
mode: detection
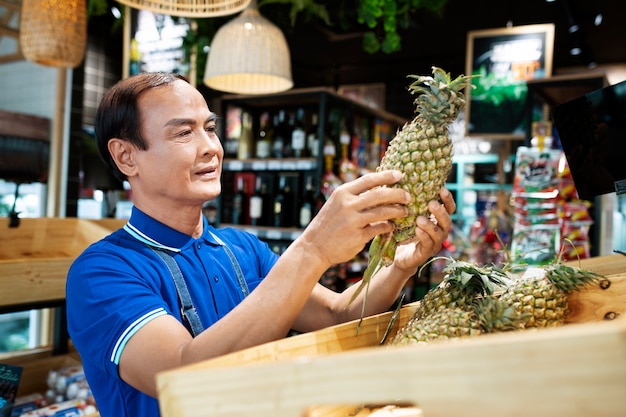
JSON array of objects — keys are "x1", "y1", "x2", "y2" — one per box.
[
  {"x1": 291, "y1": 108, "x2": 306, "y2": 158},
  {"x1": 273, "y1": 175, "x2": 295, "y2": 227},
  {"x1": 256, "y1": 112, "x2": 272, "y2": 159},
  {"x1": 232, "y1": 176, "x2": 248, "y2": 224},
  {"x1": 237, "y1": 111, "x2": 254, "y2": 160},
  {"x1": 321, "y1": 141, "x2": 340, "y2": 199},
  {"x1": 272, "y1": 111, "x2": 287, "y2": 158},
  {"x1": 299, "y1": 176, "x2": 316, "y2": 228},
  {"x1": 307, "y1": 112, "x2": 319, "y2": 158},
  {"x1": 249, "y1": 177, "x2": 263, "y2": 226}
]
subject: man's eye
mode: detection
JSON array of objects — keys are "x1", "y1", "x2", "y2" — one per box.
[
  {"x1": 178, "y1": 129, "x2": 192, "y2": 137},
  {"x1": 205, "y1": 125, "x2": 216, "y2": 133}
]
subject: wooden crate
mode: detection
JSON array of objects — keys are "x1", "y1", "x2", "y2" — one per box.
[
  {"x1": 156, "y1": 255, "x2": 626, "y2": 417},
  {"x1": 0, "y1": 217, "x2": 114, "y2": 309}
]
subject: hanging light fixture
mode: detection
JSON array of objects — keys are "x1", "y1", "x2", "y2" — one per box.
[
  {"x1": 116, "y1": 0, "x2": 251, "y2": 18},
  {"x1": 19, "y1": 0, "x2": 87, "y2": 68},
  {"x1": 203, "y1": 0, "x2": 293, "y2": 95}
]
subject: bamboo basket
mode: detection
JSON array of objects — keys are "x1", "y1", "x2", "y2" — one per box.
[{"x1": 156, "y1": 254, "x2": 626, "y2": 417}]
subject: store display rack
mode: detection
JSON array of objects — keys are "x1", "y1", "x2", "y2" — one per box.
[
  {"x1": 215, "y1": 87, "x2": 407, "y2": 244},
  {"x1": 157, "y1": 254, "x2": 626, "y2": 417}
]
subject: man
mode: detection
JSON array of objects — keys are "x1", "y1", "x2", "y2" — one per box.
[{"x1": 66, "y1": 72, "x2": 455, "y2": 417}]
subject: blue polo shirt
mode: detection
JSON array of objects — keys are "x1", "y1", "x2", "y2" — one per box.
[{"x1": 66, "y1": 207, "x2": 279, "y2": 417}]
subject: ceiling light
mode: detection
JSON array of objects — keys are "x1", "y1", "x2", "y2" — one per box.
[
  {"x1": 594, "y1": 13, "x2": 603, "y2": 26},
  {"x1": 19, "y1": 0, "x2": 87, "y2": 68},
  {"x1": 203, "y1": 1, "x2": 293, "y2": 95},
  {"x1": 570, "y1": 47, "x2": 582, "y2": 56},
  {"x1": 568, "y1": 24, "x2": 579, "y2": 33},
  {"x1": 116, "y1": 0, "x2": 251, "y2": 18},
  {"x1": 111, "y1": 6, "x2": 122, "y2": 19}
]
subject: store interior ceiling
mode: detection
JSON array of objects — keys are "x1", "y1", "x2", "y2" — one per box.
[{"x1": 0, "y1": 0, "x2": 625, "y2": 118}]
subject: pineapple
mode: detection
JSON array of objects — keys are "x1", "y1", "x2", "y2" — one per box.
[
  {"x1": 498, "y1": 263, "x2": 603, "y2": 328},
  {"x1": 411, "y1": 259, "x2": 508, "y2": 321},
  {"x1": 350, "y1": 67, "x2": 473, "y2": 310},
  {"x1": 390, "y1": 296, "x2": 524, "y2": 346}
]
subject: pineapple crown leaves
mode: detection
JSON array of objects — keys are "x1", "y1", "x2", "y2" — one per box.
[
  {"x1": 423, "y1": 257, "x2": 508, "y2": 296},
  {"x1": 443, "y1": 261, "x2": 507, "y2": 295},
  {"x1": 406, "y1": 67, "x2": 474, "y2": 124},
  {"x1": 473, "y1": 296, "x2": 527, "y2": 333},
  {"x1": 543, "y1": 263, "x2": 604, "y2": 293}
]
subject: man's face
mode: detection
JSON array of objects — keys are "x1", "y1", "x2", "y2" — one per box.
[{"x1": 130, "y1": 80, "x2": 224, "y2": 207}]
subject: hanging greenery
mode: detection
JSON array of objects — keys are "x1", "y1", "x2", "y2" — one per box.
[{"x1": 259, "y1": 0, "x2": 449, "y2": 54}]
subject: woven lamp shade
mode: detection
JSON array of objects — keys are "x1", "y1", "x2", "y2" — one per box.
[
  {"x1": 116, "y1": 0, "x2": 251, "y2": 18},
  {"x1": 19, "y1": 0, "x2": 87, "y2": 68},
  {"x1": 203, "y1": 5, "x2": 293, "y2": 95}
]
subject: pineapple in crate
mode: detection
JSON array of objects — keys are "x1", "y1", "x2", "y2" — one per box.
[{"x1": 388, "y1": 257, "x2": 604, "y2": 345}]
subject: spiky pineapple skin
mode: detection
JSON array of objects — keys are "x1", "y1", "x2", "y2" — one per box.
[
  {"x1": 498, "y1": 265, "x2": 602, "y2": 328},
  {"x1": 498, "y1": 276, "x2": 568, "y2": 328},
  {"x1": 391, "y1": 306, "x2": 482, "y2": 345},
  {"x1": 390, "y1": 295, "x2": 525, "y2": 346},
  {"x1": 377, "y1": 67, "x2": 471, "y2": 244}
]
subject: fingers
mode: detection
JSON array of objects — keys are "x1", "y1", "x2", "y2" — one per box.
[
  {"x1": 412, "y1": 188, "x2": 456, "y2": 257},
  {"x1": 438, "y1": 188, "x2": 456, "y2": 215},
  {"x1": 342, "y1": 170, "x2": 403, "y2": 196}
]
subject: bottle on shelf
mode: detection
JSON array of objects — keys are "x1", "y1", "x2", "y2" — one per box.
[
  {"x1": 256, "y1": 112, "x2": 272, "y2": 159},
  {"x1": 249, "y1": 177, "x2": 264, "y2": 226},
  {"x1": 299, "y1": 175, "x2": 316, "y2": 228},
  {"x1": 273, "y1": 175, "x2": 295, "y2": 227},
  {"x1": 307, "y1": 112, "x2": 319, "y2": 158},
  {"x1": 231, "y1": 176, "x2": 248, "y2": 224},
  {"x1": 339, "y1": 125, "x2": 357, "y2": 183},
  {"x1": 272, "y1": 110, "x2": 288, "y2": 158},
  {"x1": 237, "y1": 111, "x2": 254, "y2": 160},
  {"x1": 291, "y1": 108, "x2": 306, "y2": 158},
  {"x1": 224, "y1": 106, "x2": 242, "y2": 158},
  {"x1": 321, "y1": 140, "x2": 340, "y2": 200}
]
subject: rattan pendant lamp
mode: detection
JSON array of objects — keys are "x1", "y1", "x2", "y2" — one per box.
[
  {"x1": 203, "y1": 0, "x2": 293, "y2": 95},
  {"x1": 115, "y1": 0, "x2": 251, "y2": 17},
  {"x1": 19, "y1": 0, "x2": 87, "y2": 68}
]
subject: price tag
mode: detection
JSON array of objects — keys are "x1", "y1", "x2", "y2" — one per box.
[
  {"x1": 243, "y1": 228, "x2": 258, "y2": 236},
  {"x1": 267, "y1": 160, "x2": 281, "y2": 170},
  {"x1": 290, "y1": 231, "x2": 302, "y2": 240},
  {"x1": 266, "y1": 230, "x2": 282, "y2": 240},
  {"x1": 251, "y1": 161, "x2": 267, "y2": 170},
  {"x1": 228, "y1": 160, "x2": 244, "y2": 171},
  {"x1": 282, "y1": 161, "x2": 297, "y2": 170},
  {"x1": 296, "y1": 160, "x2": 315, "y2": 170}
]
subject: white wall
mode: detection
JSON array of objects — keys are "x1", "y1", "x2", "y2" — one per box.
[{"x1": 0, "y1": 60, "x2": 57, "y2": 119}]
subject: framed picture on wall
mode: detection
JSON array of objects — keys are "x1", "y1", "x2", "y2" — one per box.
[
  {"x1": 465, "y1": 23, "x2": 555, "y2": 139},
  {"x1": 122, "y1": 7, "x2": 191, "y2": 80}
]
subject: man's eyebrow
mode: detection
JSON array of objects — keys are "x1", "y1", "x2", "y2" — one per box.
[
  {"x1": 163, "y1": 113, "x2": 217, "y2": 128},
  {"x1": 163, "y1": 118, "x2": 195, "y2": 128}
]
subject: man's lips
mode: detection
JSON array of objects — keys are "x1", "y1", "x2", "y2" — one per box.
[{"x1": 196, "y1": 165, "x2": 219, "y2": 176}]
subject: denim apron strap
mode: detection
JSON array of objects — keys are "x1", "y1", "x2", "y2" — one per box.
[
  {"x1": 150, "y1": 247, "x2": 205, "y2": 337},
  {"x1": 209, "y1": 231, "x2": 250, "y2": 298}
]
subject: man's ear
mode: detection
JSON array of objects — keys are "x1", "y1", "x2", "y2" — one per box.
[{"x1": 108, "y1": 138, "x2": 137, "y2": 177}]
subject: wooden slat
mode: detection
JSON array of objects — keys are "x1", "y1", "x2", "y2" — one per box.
[
  {"x1": 0, "y1": 218, "x2": 116, "y2": 309},
  {"x1": 157, "y1": 316, "x2": 626, "y2": 417},
  {"x1": 0, "y1": 258, "x2": 72, "y2": 307}
]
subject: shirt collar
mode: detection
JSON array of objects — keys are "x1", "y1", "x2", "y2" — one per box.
[{"x1": 123, "y1": 206, "x2": 217, "y2": 252}]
